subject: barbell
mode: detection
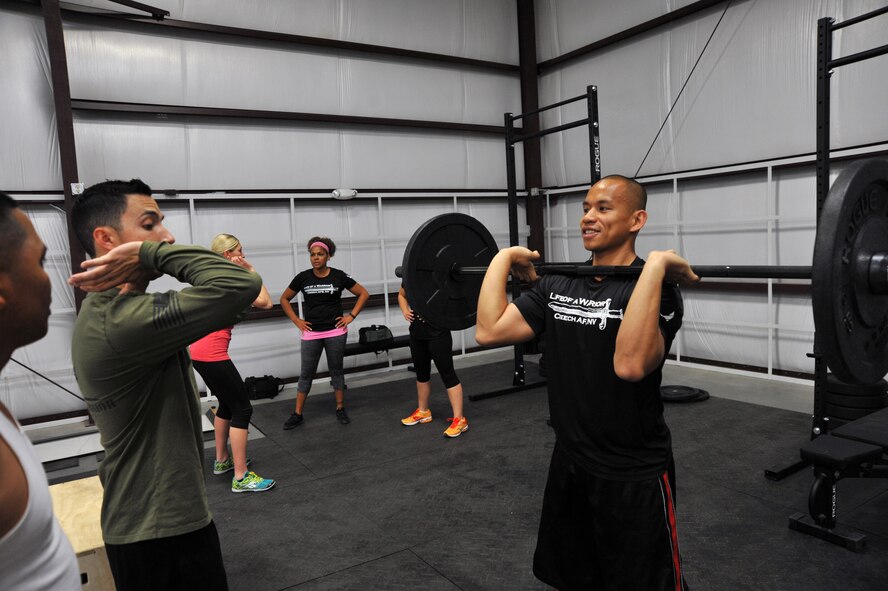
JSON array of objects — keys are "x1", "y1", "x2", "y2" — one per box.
[{"x1": 397, "y1": 158, "x2": 888, "y2": 385}]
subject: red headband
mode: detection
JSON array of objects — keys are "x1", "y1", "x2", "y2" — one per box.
[{"x1": 309, "y1": 241, "x2": 330, "y2": 253}]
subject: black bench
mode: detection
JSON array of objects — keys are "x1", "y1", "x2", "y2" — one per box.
[
  {"x1": 790, "y1": 407, "x2": 888, "y2": 551},
  {"x1": 830, "y1": 407, "x2": 888, "y2": 448}
]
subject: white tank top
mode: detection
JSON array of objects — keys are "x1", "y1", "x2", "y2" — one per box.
[{"x1": 0, "y1": 412, "x2": 81, "y2": 590}]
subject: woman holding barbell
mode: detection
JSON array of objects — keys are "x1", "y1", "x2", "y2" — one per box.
[
  {"x1": 398, "y1": 284, "x2": 468, "y2": 437},
  {"x1": 281, "y1": 236, "x2": 369, "y2": 429},
  {"x1": 190, "y1": 233, "x2": 276, "y2": 493}
]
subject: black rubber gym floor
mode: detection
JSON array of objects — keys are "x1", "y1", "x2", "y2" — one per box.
[{"x1": 204, "y1": 360, "x2": 888, "y2": 590}]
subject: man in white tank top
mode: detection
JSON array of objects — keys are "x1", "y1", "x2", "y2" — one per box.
[{"x1": 0, "y1": 193, "x2": 80, "y2": 590}]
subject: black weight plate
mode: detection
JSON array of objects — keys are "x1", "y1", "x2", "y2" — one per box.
[
  {"x1": 824, "y1": 391, "x2": 888, "y2": 409},
  {"x1": 826, "y1": 373, "x2": 888, "y2": 395},
  {"x1": 401, "y1": 213, "x2": 499, "y2": 331},
  {"x1": 825, "y1": 403, "x2": 884, "y2": 421},
  {"x1": 660, "y1": 385, "x2": 710, "y2": 403},
  {"x1": 812, "y1": 159, "x2": 888, "y2": 385}
]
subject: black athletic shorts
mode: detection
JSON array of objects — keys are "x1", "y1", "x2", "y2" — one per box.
[
  {"x1": 105, "y1": 521, "x2": 228, "y2": 590},
  {"x1": 533, "y1": 443, "x2": 687, "y2": 591}
]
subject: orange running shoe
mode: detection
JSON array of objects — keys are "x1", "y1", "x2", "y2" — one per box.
[
  {"x1": 443, "y1": 416, "x2": 468, "y2": 438},
  {"x1": 401, "y1": 408, "x2": 432, "y2": 426}
]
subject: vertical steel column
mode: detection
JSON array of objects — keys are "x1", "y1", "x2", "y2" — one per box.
[
  {"x1": 766, "y1": 167, "x2": 774, "y2": 377},
  {"x1": 376, "y1": 195, "x2": 391, "y2": 334},
  {"x1": 504, "y1": 112, "x2": 526, "y2": 386},
  {"x1": 506, "y1": 114, "x2": 519, "y2": 248},
  {"x1": 816, "y1": 18, "x2": 832, "y2": 217},
  {"x1": 41, "y1": 0, "x2": 86, "y2": 307},
  {"x1": 587, "y1": 85, "x2": 601, "y2": 182},
  {"x1": 812, "y1": 16, "x2": 833, "y2": 433},
  {"x1": 517, "y1": 0, "x2": 544, "y2": 258}
]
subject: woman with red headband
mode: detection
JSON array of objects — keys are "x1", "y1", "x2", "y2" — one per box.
[{"x1": 281, "y1": 236, "x2": 369, "y2": 429}]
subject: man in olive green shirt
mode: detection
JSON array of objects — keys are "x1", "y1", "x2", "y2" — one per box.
[{"x1": 70, "y1": 179, "x2": 260, "y2": 591}]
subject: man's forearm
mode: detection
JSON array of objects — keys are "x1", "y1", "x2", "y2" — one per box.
[
  {"x1": 96, "y1": 243, "x2": 262, "y2": 362},
  {"x1": 141, "y1": 242, "x2": 260, "y2": 303},
  {"x1": 614, "y1": 262, "x2": 666, "y2": 381}
]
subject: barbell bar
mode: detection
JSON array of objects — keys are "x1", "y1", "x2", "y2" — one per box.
[
  {"x1": 396, "y1": 263, "x2": 815, "y2": 279},
  {"x1": 447, "y1": 264, "x2": 814, "y2": 279},
  {"x1": 397, "y1": 159, "x2": 888, "y2": 385}
]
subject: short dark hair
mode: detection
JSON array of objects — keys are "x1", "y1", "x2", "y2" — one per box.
[
  {"x1": 601, "y1": 174, "x2": 647, "y2": 210},
  {"x1": 0, "y1": 192, "x2": 26, "y2": 270},
  {"x1": 72, "y1": 179, "x2": 152, "y2": 256},
  {"x1": 306, "y1": 236, "x2": 336, "y2": 257}
]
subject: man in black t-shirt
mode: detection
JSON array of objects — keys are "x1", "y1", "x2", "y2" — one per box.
[{"x1": 477, "y1": 175, "x2": 699, "y2": 591}]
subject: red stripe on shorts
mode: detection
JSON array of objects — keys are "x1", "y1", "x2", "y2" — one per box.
[{"x1": 660, "y1": 472, "x2": 684, "y2": 591}]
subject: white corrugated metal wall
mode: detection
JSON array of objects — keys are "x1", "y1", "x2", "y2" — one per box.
[{"x1": 2, "y1": 0, "x2": 887, "y2": 419}]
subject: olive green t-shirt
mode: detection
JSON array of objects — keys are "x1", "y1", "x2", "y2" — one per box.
[{"x1": 72, "y1": 242, "x2": 261, "y2": 545}]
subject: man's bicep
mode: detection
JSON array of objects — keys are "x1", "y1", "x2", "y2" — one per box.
[{"x1": 486, "y1": 303, "x2": 536, "y2": 345}]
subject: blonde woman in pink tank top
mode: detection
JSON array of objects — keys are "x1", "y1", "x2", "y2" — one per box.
[{"x1": 191, "y1": 234, "x2": 276, "y2": 493}]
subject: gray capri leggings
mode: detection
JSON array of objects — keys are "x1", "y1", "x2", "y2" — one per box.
[{"x1": 298, "y1": 333, "x2": 347, "y2": 393}]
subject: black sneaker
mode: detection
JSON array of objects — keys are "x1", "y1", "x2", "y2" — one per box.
[
  {"x1": 283, "y1": 413, "x2": 304, "y2": 430},
  {"x1": 336, "y1": 408, "x2": 350, "y2": 425}
]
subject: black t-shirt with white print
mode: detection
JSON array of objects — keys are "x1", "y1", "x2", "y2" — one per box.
[
  {"x1": 513, "y1": 257, "x2": 683, "y2": 481},
  {"x1": 287, "y1": 268, "x2": 356, "y2": 332}
]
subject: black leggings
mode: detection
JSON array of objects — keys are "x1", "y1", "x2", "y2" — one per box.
[
  {"x1": 192, "y1": 359, "x2": 253, "y2": 429},
  {"x1": 409, "y1": 331, "x2": 460, "y2": 389}
]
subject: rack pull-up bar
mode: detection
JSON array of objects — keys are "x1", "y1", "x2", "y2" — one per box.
[
  {"x1": 509, "y1": 86, "x2": 599, "y2": 146},
  {"x1": 511, "y1": 91, "x2": 588, "y2": 121},
  {"x1": 505, "y1": 85, "x2": 600, "y2": 186},
  {"x1": 817, "y1": 3, "x2": 888, "y2": 213},
  {"x1": 515, "y1": 118, "x2": 589, "y2": 142},
  {"x1": 829, "y1": 44, "x2": 888, "y2": 68},
  {"x1": 825, "y1": 5, "x2": 888, "y2": 67},
  {"x1": 504, "y1": 84, "x2": 600, "y2": 247},
  {"x1": 831, "y1": 4, "x2": 888, "y2": 30}
]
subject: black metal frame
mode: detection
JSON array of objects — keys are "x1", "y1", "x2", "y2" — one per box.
[
  {"x1": 537, "y1": 0, "x2": 728, "y2": 73},
  {"x1": 105, "y1": 0, "x2": 169, "y2": 20},
  {"x1": 766, "y1": 7, "x2": 888, "y2": 482},
  {"x1": 813, "y1": 9, "x2": 888, "y2": 417},
  {"x1": 469, "y1": 85, "x2": 600, "y2": 402},
  {"x1": 788, "y1": 462, "x2": 888, "y2": 551},
  {"x1": 40, "y1": 0, "x2": 86, "y2": 309},
  {"x1": 53, "y1": 0, "x2": 519, "y2": 73},
  {"x1": 813, "y1": 6, "x2": 888, "y2": 429},
  {"x1": 71, "y1": 99, "x2": 506, "y2": 136}
]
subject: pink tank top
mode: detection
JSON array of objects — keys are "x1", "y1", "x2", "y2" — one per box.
[{"x1": 190, "y1": 327, "x2": 233, "y2": 362}]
